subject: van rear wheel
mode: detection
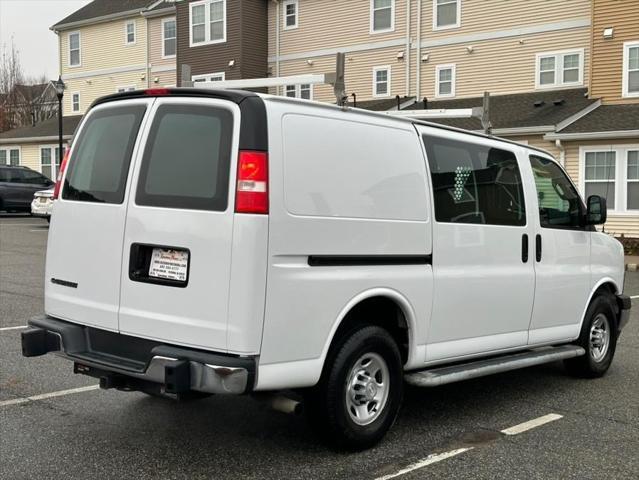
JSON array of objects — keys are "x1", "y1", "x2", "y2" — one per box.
[
  {"x1": 564, "y1": 293, "x2": 618, "y2": 378},
  {"x1": 304, "y1": 326, "x2": 403, "y2": 451}
]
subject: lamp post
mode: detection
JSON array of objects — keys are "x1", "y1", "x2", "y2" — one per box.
[{"x1": 52, "y1": 76, "x2": 65, "y2": 168}]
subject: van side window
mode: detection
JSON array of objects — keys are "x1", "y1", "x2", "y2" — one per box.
[
  {"x1": 423, "y1": 135, "x2": 526, "y2": 226},
  {"x1": 63, "y1": 105, "x2": 147, "y2": 203},
  {"x1": 529, "y1": 155, "x2": 583, "y2": 229},
  {"x1": 135, "y1": 104, "x2": 233, "y2": 211}
]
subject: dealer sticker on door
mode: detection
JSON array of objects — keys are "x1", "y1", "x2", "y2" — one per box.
[{"x1": 149, "y1": 248, "x2": 188, "y2": 282}]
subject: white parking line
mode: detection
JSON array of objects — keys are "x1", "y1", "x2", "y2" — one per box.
[
  {"x1": 500, "y1": 413, "x2": 563, "y2": 435},
  {"x1": 630, "y1": 295, "x2": 639, "y2": 299},
  {"x1": 374, "y1": 413, "x2": 564, "y2": 480},
  {"x1": 375, "y1": 448, "x2": 473, "y2": 480},
  {"x1": 0, "y1": 223, "x2": 46, "y2": 227},
  {"x1": 0, "y1": 385, "x2": 99, "y2": 408},
  {"x1": 0, "y1": 325, "x2": 27, "y2": 332}
]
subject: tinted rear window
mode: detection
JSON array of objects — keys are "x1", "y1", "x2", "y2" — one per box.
[
  {"x1": 135, "y1": 104, "x2": 233, "y2": 211},
  {"x1": 63, "y1": 105, "x2": 146, "y2": 203}
]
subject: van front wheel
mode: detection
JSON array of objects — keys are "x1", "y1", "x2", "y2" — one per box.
[{"x1": 305, "y1": 326, "x2": 403, "y2": 451}]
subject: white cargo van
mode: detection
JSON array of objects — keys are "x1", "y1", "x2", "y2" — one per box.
[{"x1": 22, "y1": 88, "x2": 631, "y2": 450}]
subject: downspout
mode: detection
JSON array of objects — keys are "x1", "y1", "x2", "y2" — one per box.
[
  {"x1": 415, "y1": 0, "x2": 422, "y2": 101},
  {"x1": 555, "y1": 139, "x2": 565, "y2": 166},
  {"x1": 275, "y1": 0, "x2": 281, "y2": 96},
  {"x1": 405, "y1": 0, "x2": 411, "y2": 97}
]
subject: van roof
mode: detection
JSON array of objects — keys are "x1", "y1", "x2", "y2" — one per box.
[{"x1": 92, "y1": 88, "x2": 554, "y2": 158}]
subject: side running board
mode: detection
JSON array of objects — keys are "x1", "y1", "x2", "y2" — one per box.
[{"x1": 404, "y1": 345, "x2": 585, "y2": 388}]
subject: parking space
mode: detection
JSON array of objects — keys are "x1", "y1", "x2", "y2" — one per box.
[{"x1": 1, "y1": 215, "x2": 638, "y2": 479}]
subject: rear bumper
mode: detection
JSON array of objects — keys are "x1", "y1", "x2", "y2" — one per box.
[
  {"x1": 22, "y1": 316, "x2": 255, "y2": 395},
  {"x1": 616, "y1": 294, "x2": 631, "y2": 332},
  {"x1": 30, "y1": 200, "x2": 52, "y2": 217}
]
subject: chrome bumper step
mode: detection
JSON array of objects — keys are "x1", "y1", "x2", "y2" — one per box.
[{"x1": 405, "y1": 345, "x2": 585, "y2": 388}]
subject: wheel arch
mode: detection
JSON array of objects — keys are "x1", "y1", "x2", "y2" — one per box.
[
  {"x1": 578, "y1": 277, "x2": 621, "y2": 331},
  {"x1": 319, "y1": 288, "x2": 419, "y2": 371}
]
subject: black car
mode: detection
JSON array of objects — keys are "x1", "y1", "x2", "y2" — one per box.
[{"x1": 0, "y1": 166, "x2": 54, "y2": 213}]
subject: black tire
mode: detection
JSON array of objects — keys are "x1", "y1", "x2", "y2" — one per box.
[
  {"x1": 304, "y1": 325, "x2": 403, "y2": 451},
  {"x1": 564, "y1": 293, "x2": 618, "y2": 378}
]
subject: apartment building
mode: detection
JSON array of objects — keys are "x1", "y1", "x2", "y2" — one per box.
[
  {"x1": 52, "y1": 0, "x2": 177, "y2": 115},
  {"x1": 0, "y1": 0, "x2": 177, "y2": 178}
]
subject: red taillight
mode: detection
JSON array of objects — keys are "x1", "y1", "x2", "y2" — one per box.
[
  {"x1": 53, "y1": 148, "x2": 71, "y2": 200},
  {"x1": 235, "y1": 150, "x2": 268, "y2": 214},
  {"x1": 145, "y1": 88, "x2": 170, "y2": 96}
]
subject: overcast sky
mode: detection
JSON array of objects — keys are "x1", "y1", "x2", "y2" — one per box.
[{"x1": 0, "y1": 0, "x2": 91, "y2": 81}]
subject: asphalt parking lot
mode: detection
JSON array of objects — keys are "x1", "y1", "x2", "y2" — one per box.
[{"x1": 1, "y1": 215, "x2": 638, "y2": 480}]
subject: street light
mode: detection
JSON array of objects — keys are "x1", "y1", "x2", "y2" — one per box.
[{"x1": 52, "y1": 76, "x2": 65, "y2": 171}]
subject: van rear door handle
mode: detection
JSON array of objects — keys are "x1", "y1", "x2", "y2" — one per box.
[
  {"x1": 535, "y1": 234, "x2": 542, "y2": 262},
  {"x1": 521, "y1": 234, "x2": 529, "y2": 263}
]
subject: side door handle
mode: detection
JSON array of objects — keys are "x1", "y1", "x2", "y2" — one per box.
[
  {"x1": 521, "y1": 234, "x2": 529, "y2": 263},
  {"x1": 535, "y1": 234, "x2": 542, "y2": 262}
]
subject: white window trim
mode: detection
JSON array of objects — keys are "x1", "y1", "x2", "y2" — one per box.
[
  {"x1": 578, "y1": 145, "x2": 639, "y2": 215},
  {"x1": 0, "y1": 146, "x2": 21, "y2": 166},
  {"x1": 39, "y1": 145, "x2": 60, "y2": 177},
  {"x1": 622, "y1": 41, "x2": 639, "y2": 98},
  {"x1": 124, "y1": 20, "x2": 136, "y2": 45},
  {"x1": 282, "y1": 0, "x2": 299, "y2": 30},
  {"x1": 370, "y1": 0, "x2": 395, "y2": 35},
  {"x1": 432, "y1": 0, "x2": 461, "y2": 31},
  {"x1": 192, "y1": 72, "x2": 226, "y2": 82},
  {"x1": 162, "y1": 17, "x2": 177, "y2": 58},
  {"x1": 435, "y1": 63, "x2": 456, "y2": 98},
  {"x1": 189, "y1": 0, "x2": 227, "y2": 47},
  {"x1": 283, "y1": 83, "x2": 313, "y2": 100},
  {"x1": 535, "y1": 48, "x2": 584, "y2": 90},
  {"x1": 68, "y1": 31, "x2": 81, "y2": 68},
  {"x1": 372, "y1": 65, "x2": 392, "y2": 97},
  {"x1": 116, "y1": 85, "x2": 136, "y2": 93},
  {"x1": 71, "y1": 92, "x2": 81, "y2": 112}
]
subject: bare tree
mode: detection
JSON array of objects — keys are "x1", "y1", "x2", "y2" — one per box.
[{"x1": 0, "y1": 40, "x2": 56, "y2": 132}]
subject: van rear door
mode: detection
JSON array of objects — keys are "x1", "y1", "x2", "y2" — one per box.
[
  {"x1": 118, "y1": 97, "x2": 239, "y2": 351},
  {"x1": 45, "y1": 99, "x2": 151, "y2": 331}
]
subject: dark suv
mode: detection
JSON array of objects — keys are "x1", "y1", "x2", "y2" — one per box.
[{"x1": 0, "y1": 166, "x2": 54, "y2": 213}]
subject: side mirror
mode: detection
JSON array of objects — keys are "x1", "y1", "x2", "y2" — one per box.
[{"x1": 585, "y1": 195, "x2": 607, "y2": 225}]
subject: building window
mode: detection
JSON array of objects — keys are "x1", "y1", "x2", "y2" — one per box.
[
  {"x1": 116, "y1": 86, "x2": 136, "y2": 93},
  {"x1": 436, "y1": 64, "x2": 455, "y2": 97},
  {"x1": 40, "y1": 146, "x2": 61, "y2": 180},
  {"x1": 0, "y1": 148, "x2": 20, "y2": 166},
  {"x1": 190, "y1": 0, "x2": 226, "y2": 46},
  {"x1": 373, "y1": 66, "x2": 391, "y2": 97},
  {"x1": 163, "y1": 18, "x2": 176, "y2": 57},
  {"x1": 371, "y1": 0, "x2": 394, "y2": 34},
  {"x1": 125, "y1": 21, "x2": 136, "y2": 45},
  {"x1": 284, "y1": 84, "x2": 312, "y2": 99},
  {"x1": 627, "y1": 150, "x2": 639, "y2": 210},
  {"x1": 580, "y1": 147, "x2": 639, "y2": 214},
  {"x1": 433, "y1": 0, "x2": 460, "y2": 30},
  {"x1": 71, "y1": 92, "x2": 80, "y2": 112},
  {"x1": 536, "y1": 50, "x2": 583, "y2": 89},
  {"x1": 68, "y1": 32, "x2": 80, "y2": 66},
  {"x1": 192, "y1": 72, "x2": 225, "y2": 83},
  {"x1": 283, "y1": 0, "x2": 298, "y2": 30},
  {"x1": 623, "y1": 41, "x2": 639, "y2": 97}
]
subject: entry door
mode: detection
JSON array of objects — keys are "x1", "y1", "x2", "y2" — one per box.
[
  {"x1": 420, "y1": 130, "x2": 536, "y2": 363},
  {"x1": 527, "y1": 154, "x2": 591, "y2": 344},
  {"x1": 118, "y1": 98, "x2": 240, "y2": 351}
]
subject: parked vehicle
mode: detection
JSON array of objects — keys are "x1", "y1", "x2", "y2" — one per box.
[
  {"x1": 21, "y1": 88, "x2": 631, "y2": 450},
  {"x1": 0, "y1": 166, "x2": 54, "y2": 213},
  {"x1": 31, "y1": 188, "x2": 55, "y2": 222}
]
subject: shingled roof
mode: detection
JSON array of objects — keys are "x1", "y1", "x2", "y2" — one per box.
[
  {"x1": 401, "y1": 88, "x2": 596, "y2": 131},
  {"x1": 557, "y1": 104, "x2": 639, "y2": 134},
  {"x1": 0, "y1": 115, "x2": 83, "y2": 143},
  {"x1": 52, "y1": 0, "x2": 156, "y2": 30}
]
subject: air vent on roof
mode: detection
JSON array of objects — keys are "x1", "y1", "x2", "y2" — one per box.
[
  {"x1": 534, "y1": 100, "x2": 545, "y2": 107},
  {"x1": 553, "y1": 99, "x2": 565, "y2": 106}
]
